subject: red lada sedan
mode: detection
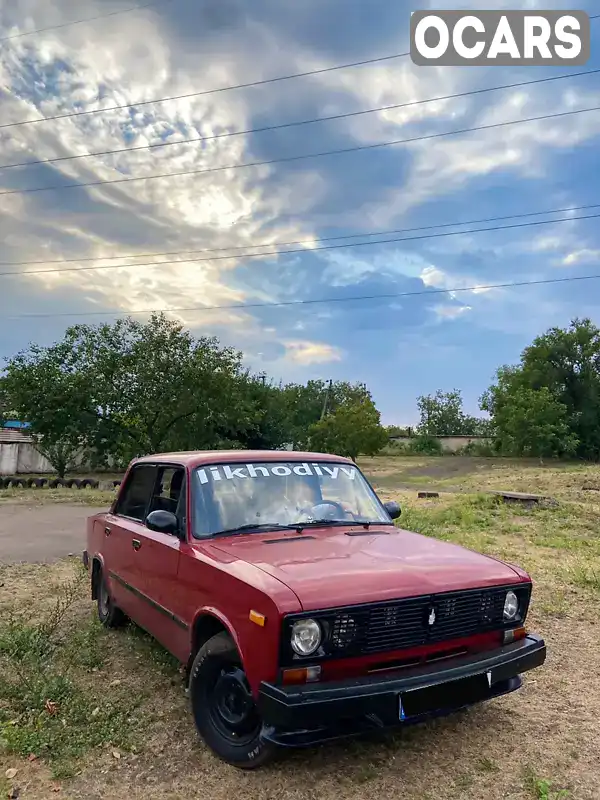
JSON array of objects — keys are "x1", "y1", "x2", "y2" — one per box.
[{"x1": 84, "y1": 450, "x2": 546, "y2": 768}]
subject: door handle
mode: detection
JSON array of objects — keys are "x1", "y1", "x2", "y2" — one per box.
[
  {"x1": 132, "y1": 539, "x2": 142, "y2": 551},
  {"x1": 104, "y1": 526, "x2": 111, "y2": 536}
]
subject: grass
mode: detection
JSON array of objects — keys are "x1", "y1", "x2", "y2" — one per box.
[
  {"x1": 0, "y1": 486, "x2": 116, "y2": 506},
  {"x1": 1, "y1": 456, "x2": 600, "y2": 799}
]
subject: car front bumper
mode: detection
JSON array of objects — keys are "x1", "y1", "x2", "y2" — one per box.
[{"x1": 258, "y1": 633, "x2": 546, "y2": 747}]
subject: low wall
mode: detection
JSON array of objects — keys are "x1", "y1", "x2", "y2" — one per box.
[
  {"x1": 0, "y1": 441, "x2": 54, "y2": 474},
  {"x1": 390, "y1": 435, "x2": 490, "y2": 453}
]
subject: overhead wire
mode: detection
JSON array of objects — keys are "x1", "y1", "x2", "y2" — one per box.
[
  {"x1": 2, "y1": 201, "x2": 598, "y2": 268},
  {"x1": 5, "y1": 212, "x2": 600, "y2": 279},
  {"x1": 0, "y1": 0, "x2": 174, "y2": 43},
  {"x1": 1, "y1": 105, "x2": 599, "y2": 197},
  {"x1": 0, "y1": 53, "x2": 411, "y2": 131},
  {"x1": 2, "y1": 12, "x2": 599, "y2": 130},
  {"x1": 1, "y1": 67, "x2": 598, "y2": 172},
  {"x1": 5, "y1": 273, "x2": 600, "y2": 319}
]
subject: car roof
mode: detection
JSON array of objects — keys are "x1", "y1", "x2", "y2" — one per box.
[{"x1": 132, "y1": 450, "x2": 354, "y2": 469}]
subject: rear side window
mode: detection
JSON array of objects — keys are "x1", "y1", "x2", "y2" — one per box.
[{"x1": 115, "y1": 465, "x2": 157, "y2": 521}]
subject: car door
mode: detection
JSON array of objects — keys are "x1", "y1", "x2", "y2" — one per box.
[
  {"x1": 129, "y1": 464, "x2": 188, "y2": 657},
  {"x1": 100, "y1": 463, "x2": 158, "y2": 625}
]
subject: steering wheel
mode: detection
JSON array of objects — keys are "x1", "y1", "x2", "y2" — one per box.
[{"x1": 312, "y1": 500, "x2": 348, "y2": 519}]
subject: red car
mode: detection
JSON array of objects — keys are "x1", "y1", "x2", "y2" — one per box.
[{"x1": 84, "y1": 450, "x2": 546, "y2": 768}]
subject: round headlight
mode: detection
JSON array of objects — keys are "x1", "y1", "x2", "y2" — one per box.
[
  {"x1": 291, "y1": 619, "x2": 322, "y2": 656},
  {"x1": 503, "y1": 590, "x2": 519, "y2": 621}
]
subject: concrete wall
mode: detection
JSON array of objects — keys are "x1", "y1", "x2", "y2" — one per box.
[
  {"x1": 0, "y1": 441, "x2": 54, "y2": 474},
  {"x1": 390, "y1": 435, "x2": 490, "y2": 453}
]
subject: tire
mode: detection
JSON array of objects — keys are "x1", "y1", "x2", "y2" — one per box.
[
  {"x1": 112, "y1": 480, "x2": 122, "y2": 488},
  {"x1": 49, "y1": 478, "x2": 67, "y2": 489},
  {"x1": 97, "y1": 570, "x2": 126, "y2": 629},
  {"x1": 189, "y1": 633, "x2": 276, "y2": 769},
  {"x1": 8, "y1": 478, "x2": 26, "y2": 488},
  {"x1": 66, "y1": 478, "x2": 82, "y2": 489},
  {"x1": 81, "y1": 478, "x2": 100, "y2": 489},
  {"x1": 28, "y1": 478, "x2": 47, "y2": 488}
]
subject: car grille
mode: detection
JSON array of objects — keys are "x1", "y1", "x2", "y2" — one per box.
[
  {"x1": 362, "y1": 589, "x2": 508, "y2": 654},
  {"x1": 282, "y1": 584, "x2": 531, "y2": 664}
]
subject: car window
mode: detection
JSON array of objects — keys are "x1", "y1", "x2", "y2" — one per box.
[
  {"x1": 115, "y1": 465, "x2": 157, "y2": 521},
  {"x1": 148, "y1": 467, "x2": 185, "y2": 517}
]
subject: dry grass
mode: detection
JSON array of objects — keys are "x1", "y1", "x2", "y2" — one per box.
[
  {"x1": 0, "y1": 487, "x2": 116, "y2": 506},
  {"x1": 1, "y1": 457, "x2": 600, "y2": 799}
]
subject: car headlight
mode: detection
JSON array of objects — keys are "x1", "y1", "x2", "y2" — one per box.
[
  {"x1": 291, "y1": 619, "x2": 322, "y2": 656},
  {"x1": 503, "y1": 590, "x2": 519, "y2": 622}
]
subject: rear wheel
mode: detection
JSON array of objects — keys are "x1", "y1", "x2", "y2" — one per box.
[
  {"x1": 96, "y1": 570, "x2": 126, "y2": 628},
  {"x1": 189, "y1": 632, "x2": 275, "y2": 769}
]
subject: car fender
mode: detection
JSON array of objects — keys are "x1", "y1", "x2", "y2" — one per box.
[{"x1": 189, "y1": 606, "x2": 244, "y2": 659}]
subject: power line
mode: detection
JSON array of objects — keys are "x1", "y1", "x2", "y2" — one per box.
[
  {"x1": 0, "y1": 0, "x2": 174, "y2": 43},
  {"x1": 2, "y1": 67, "x2": 598, "y2": 172},
  {"x1": 3, "y1": 201, "x2": 598, "y2": 268},
  {"x1": 0, "y1": 53, "x2": 410, "y2": 132},
  {"x1": 2, "y1": 14, "x2": 599, "y2": 132},
  {"x1": 6, "y1": 273, "x2": 600, "y2": 319},
  {"x1": 2, "y1": 105, "x2": 599, "y2": 198},
  {"x1": 8, "y1": 212, "x2": 600, "y2": 279}
]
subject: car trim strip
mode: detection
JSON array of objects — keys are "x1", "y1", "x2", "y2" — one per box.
[{"x1": 108, "y1": 570, "x2": 189, "y2": 631}]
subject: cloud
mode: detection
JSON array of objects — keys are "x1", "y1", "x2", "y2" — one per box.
[
  {"x1": 432, "y1": 304, "x2": 472, "y2": 320},
  {"x1": 283, "y1": 340, "x2": 343, "y2": 365},
  {"x1": 562, "y1": 249, "x2": 600, "y2": 266}
]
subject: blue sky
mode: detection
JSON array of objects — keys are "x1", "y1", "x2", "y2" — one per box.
[{"x1": 0, "y1": 0, "x2": 599, "y2": 425}]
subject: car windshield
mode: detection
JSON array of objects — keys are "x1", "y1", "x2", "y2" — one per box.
[{"x1": 191, "y1": 460, "x2": 391, "y2": 537}]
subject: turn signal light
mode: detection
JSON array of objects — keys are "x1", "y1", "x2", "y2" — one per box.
[
  {"x1": 249, "y1": 610, "x2": 266, "y2": 627},
  {"x1": 282, "y1": 666, "x2": 322, "y2": 685},
  {"x1": 503, "y1": 626, "x2": 527, "y2": 645}
]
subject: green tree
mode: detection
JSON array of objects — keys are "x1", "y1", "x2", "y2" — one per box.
[
  {"x1": 481, "y1": 318, "x2": 600, "y2": 461},
  {"x1": 481, "y1": 385, "x2": 578, "y2": 460},
  {"x1": 417, "y1": 389, "x2": 488, "y2": 436},
  {"x1": 2, "y1": 314, "x2": 250, "y2": 469},
  {"x1": 308, "y1": 398, "x2": 388, "y2": 461}
]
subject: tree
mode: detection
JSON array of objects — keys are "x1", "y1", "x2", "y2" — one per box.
[
  {"x1": 481, "y1": 385, "x2": 578, "y2": 460},
  {"x1": 481, "y1": 318, "x2": 600, "y2": 461},
  {"x1": 2, "y1": 314, "x2": 250, "y2": 469},
  {"x1": 307, "y1": 398, "x2": 388, "y2": 461},
  {"x1": 417, "y1": 389, "x2": 489, "y2": 436},
  {"x1": 280, "y1": 380, "x2": 374, "y2": 449}
]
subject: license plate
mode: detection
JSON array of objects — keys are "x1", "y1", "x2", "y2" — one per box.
[{"x1": 399, "y1": 671, "x2": 493, "y2": 720}]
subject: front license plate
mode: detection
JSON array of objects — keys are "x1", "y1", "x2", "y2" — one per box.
[{"x1": 399, "y1": 671, "x2": 493, "y2": 720}]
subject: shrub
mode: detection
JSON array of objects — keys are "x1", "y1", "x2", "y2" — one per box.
[{"x1": 408, "y1": 435, "x2": 443, "y2": 455}]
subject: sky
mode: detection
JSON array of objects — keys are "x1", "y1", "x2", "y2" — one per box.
[{"x1": 0, "y1": 0, "x2": 599, "y2": 425}]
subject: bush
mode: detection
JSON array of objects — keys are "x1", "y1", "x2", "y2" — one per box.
[
  {"x1": 455, "y1": 440, "x2": 497, "y2": 457},
  {"x1": 408, "y1": 435, "x2": 443, "y2": 455}
]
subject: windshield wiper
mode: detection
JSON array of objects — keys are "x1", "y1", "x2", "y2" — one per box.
[
  {"x1": 292, "y1": 518, "x2": 395, "y2": 530},
  {"x1": 212, "y1": 523, "x2": 293, "y2": 538}
]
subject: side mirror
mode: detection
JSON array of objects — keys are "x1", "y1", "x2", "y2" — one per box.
[
  {"x1": 146, "y1": 510, "x2": 180, "y2": 537},
  {"x1": 384, "y1": 500, "x2": 401, "y2": 520}
]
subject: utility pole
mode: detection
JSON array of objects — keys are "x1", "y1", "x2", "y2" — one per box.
[{"x1": 320, "y1": 379, "x2": 333, "y2": 420}]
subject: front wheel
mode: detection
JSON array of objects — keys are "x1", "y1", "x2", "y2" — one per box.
[{"x1": 189, "y1": 632, "x2": 275, "y2": 768}]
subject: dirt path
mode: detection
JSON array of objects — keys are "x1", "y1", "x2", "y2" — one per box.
[{"x1": 0, "y1": 505, "x2": 105, "y2": 563}]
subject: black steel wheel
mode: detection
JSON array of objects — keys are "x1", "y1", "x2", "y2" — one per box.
[
  {"x1": 96, "y1": 570, "x2": 126, "y2": 628},
  {"x1": 189, "y1": 632, "x2": 275, "y2": 768}
]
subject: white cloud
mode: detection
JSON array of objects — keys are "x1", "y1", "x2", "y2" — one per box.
[
  {"x1": 283, "y1": 340, "x2": 343, "y2": 365},
  {"x1": 432, "y1": 304, "x2": 472, "y2": 320},
  {"x1": 562, "y1": 249, "x2": 600, "y2": 266}
]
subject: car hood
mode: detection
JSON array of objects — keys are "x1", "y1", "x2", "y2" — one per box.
[{"x1": 208, "y1": 526, "x2": 522, "y2": 611}]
